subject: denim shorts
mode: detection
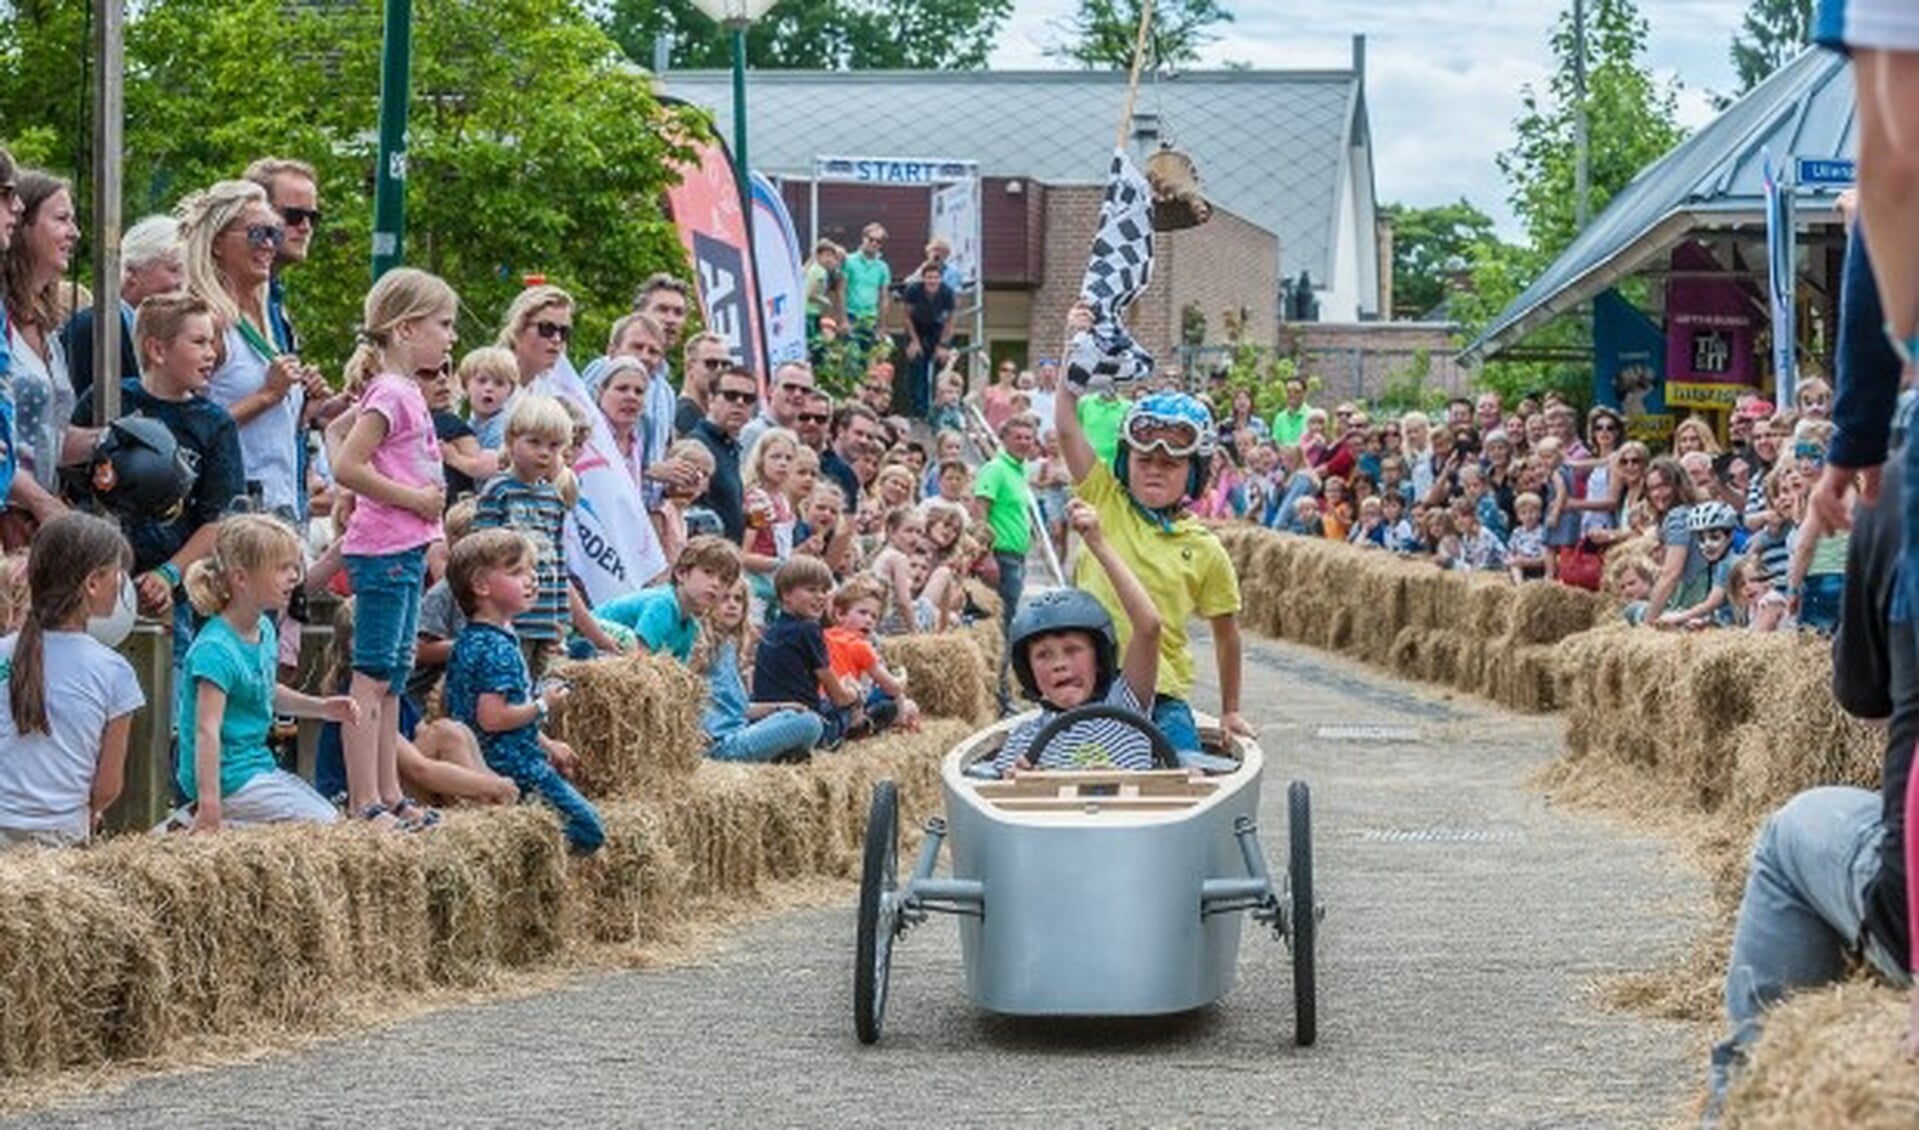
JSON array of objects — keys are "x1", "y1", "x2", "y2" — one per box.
[{"x1": 344, "y1": 546, "x2": 427, "y2": 694}]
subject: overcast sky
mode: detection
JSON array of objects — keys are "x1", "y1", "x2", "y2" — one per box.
[{"x1": 988, "y1": 0, "x2": 1752, "y2": 238}]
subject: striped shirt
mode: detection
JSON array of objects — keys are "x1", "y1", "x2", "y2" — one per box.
[
  {"x1": 473, "y1": 473, "x2": 570, "y2": 642},
  {"x1": 992, "y1": 679, "x2": 1154, "y2": 776}
]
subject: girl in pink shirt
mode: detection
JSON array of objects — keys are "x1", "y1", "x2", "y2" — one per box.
[{"x1": 330, "y1": 268, "x2": 456, "y2": 828}]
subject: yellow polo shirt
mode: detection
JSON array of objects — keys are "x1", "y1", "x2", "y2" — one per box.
[{"x1": 1073, "y1": 462, "x2": 1240, "y2": 701}]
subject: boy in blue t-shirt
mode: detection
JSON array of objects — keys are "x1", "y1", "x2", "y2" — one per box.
[
  {"x1": 443, "y1": 528, "x2": 603, "y2": 853},
  {"x1": 596, "y1": 536, "x2": 739, "y2": 661}
]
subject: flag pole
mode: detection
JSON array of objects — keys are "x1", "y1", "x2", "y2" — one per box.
[{"x1": 1114, "y1": 0, "x2": 1155, "y2": 153}]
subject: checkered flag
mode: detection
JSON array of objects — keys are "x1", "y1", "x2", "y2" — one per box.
[{"x1": 1067, "y1": 148, "x2": 1156, "y2": 394}]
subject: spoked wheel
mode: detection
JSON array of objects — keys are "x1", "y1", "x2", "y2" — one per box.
[
  {"x1": 854, "y1": 779, "x2": 900, "y2": 1045},
  {"x1": 1288, "y1": 779, "x2": 1317, "y2": 1047}
]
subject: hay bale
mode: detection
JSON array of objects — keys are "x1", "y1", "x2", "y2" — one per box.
[
  {"x1": 1507, "y1": 580, "x2": 1602, "y2": 645},
  {"x1": 1722, "y1": 983, "x2": 1919, "y2": 1128},
  {"x1": 418, "y1": 807, "x2": 568, "y2": 979},
  {"x1": 881, "y1": 631, "x2": 997, "y2": 725},
  {"x1": 549, "y1": 653, "x2": 707, "y2": 797}
]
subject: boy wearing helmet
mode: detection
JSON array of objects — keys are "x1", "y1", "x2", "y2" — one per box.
[
  {"x1": 1657, "y1": 500, "x2": 1740, "y2": 629},
  {"x1": 991, "y1": 499, "x2": 1161, "y2": 776},
  {"x1": 1057, "y1": 304, "x2": 1252, "y2": 752}
]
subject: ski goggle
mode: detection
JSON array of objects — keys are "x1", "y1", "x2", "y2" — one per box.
[{"x1": 1123, "y1": 414, "x2": 1204, "y2": 458}]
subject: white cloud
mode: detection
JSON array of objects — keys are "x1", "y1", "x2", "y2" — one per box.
[{"x1": 989, "y1": 0, "x2": 1751, "y2": 239}]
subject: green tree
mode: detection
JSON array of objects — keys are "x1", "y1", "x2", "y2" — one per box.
[
  {"x1": 1381, "y1": 199, "x2": 1497, "y2": 320},
  {"x1": 0, "y1": 0, "x2": 702, "y2": 373},
  {"x1": 1730, "y1": 0, "x2": 1813, "y2": 96},
  {"x1": 1046, "y1": 0, "x2": 1233, "y2": 71},
  {"x1": 603, "y1": 0, "x2": 1014, "y2": 71},
  {"x1": 1461, "y1": 0, "x2": 1685, "y2": 404}
]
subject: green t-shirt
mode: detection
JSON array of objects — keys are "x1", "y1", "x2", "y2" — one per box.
[
  {"x1": 175, "y1": 614, "x2": 279, "y2": 801},
  {"x1": 974, "y1": 450, "x2": 1034, "y2": 555},
  {"x1": 842, "y1": 252, "x2": 891, "y2": 319},
  {"x1": 1078, "y1": 394, "x2": 1130, "y2": 468},
  {"x1": 803, "y1": 261, "x2": 831, "y2": 316},
  {"x1": 1270, "y1": 405, "x2": 1310, "y2": 447}
]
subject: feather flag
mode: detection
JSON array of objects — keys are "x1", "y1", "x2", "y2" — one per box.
[{"x1": 1067, "y1": 148, "x2": 1157, "y2": 393}]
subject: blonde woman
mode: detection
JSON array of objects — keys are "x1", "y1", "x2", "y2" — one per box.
[
  {"x1": 1671, "y1": 416, "x2": 1721, "y2": 458},
  {"x1": 181, "y1": 180, "x2": 324, "y2": 519},
  {"x1": 496, "y1": 284, "x2": 574, "y2": 387},
  {"x1": 1400, "y1": 411, "x2": 1435, "y2": 501}
]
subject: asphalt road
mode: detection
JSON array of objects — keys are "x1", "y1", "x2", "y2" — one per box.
[{"x1": 6, "y1": 632, "x2": 1707, "y2": 1129}]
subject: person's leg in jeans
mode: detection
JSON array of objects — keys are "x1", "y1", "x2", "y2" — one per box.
[
  {"x1": 709, "y1": 710, "x2": 826, "y2": 763},
  {"x1": 1706, "y1": 786, "x2": 1905, "y2": 1117},
  {"x1": 516, "y1": 758, "x2": 605, "y2": 854},
  {"x1": 994, "y1": 550, "x2": 1026, "y2": 714}
]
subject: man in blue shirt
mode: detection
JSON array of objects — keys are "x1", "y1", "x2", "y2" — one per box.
[
  {"x1": 64, "y1": 215, "x2": 182, "y2": 404},
  {"x1": 691, "y1": 364, "x2": 758, "y2": 543}
]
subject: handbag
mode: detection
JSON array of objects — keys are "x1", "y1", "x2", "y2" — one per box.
[{"x1": 1556, "y1": 538, "x2": 1605, "y2": 592}]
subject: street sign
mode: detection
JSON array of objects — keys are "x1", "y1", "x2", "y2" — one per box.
[
  {"x1": 1793, "y1": 157, "x2": 1855, "y2": 188},
  {"x1": 815, "y1": 156, "x2": 977, "y2": 186}
]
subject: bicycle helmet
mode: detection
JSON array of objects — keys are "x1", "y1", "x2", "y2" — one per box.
[
  {"x1": 1686, "y1": 500, "x2": 1739, "y2": 534},
  {"x1": 87, "y1": 415, "x2": 199, "y2": 524},
  {"x1": 1117, "y1": 391, "x2": 1216, "y2": 499},
  {"x1": 1007, "y1": 588, "x2": 1118, "y2": 705}
]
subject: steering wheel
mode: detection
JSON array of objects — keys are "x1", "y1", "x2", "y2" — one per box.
[{"x1": 1025, "y1": 703, "x2": 1182, "y2": 771}]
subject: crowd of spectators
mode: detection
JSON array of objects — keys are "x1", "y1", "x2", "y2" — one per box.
[{"x1": 1190, "y1": 373, "x2": 1851, "y2": 634}]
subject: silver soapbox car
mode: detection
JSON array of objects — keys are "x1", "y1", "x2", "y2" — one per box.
[{"x1": 853, "y1": 705, "x2": 1319, "y2": 1045}]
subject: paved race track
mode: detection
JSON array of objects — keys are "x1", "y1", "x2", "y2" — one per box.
[{"x1": 6, "y1": 630, "x2": 1707, "y2": 1129}]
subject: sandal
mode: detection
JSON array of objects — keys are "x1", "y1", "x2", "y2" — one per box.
[
  {"x1": 390, "y1": 798, "x2": 442, "y2": 832},
  {"x1": 354, "y1": 803, "x2": 401, "y2": 831}
]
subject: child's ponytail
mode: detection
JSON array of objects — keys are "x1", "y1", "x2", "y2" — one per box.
[
  {"x1": 185, "y1": 513, "x2": 303, "y2": 618},
  {"x1": 10, "y1": 514, "x2": 133, "y2": 735}
]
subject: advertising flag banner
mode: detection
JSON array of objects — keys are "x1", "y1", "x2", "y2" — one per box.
[
  {"x1": 1663, "y1": 241, "x2": 1760, "y2": 411},
  {"x1": 749, "y1": 172, "x2": 808, "y2": 369},
  {"x1": 531, "y1": 355, "x2": 667, "y2": 605},
  {"x1": 1593, "y1": 289, "x2": 1670, "y2": 443},
  {"x1": 929, "y1": 181, "x2": 979, "y2": 287},
  {"x1": 1763, "y1": 152, "x2": 1798, "y2": 404},
  {"x1": 664, "y1": 126, "x2": 767, "y2": 376}
]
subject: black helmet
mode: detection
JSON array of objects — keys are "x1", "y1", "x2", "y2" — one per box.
[
  {"x1": 89, "y1": 415, "x2": 198, "y2": 523},
  {"x1": 1007, "y1": 588, "x2": 1118, "y2": 704}
]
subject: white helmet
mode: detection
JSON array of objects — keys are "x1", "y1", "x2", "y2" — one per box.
[{"x1": 1686, "y1": 500, "x2": 1739, "y2": 534}]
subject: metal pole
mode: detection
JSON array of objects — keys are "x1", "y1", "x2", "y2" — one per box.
[
  {"x1": 730, "y1": 21, "x2": 751, "y2": 208},
  {"x1": 371, "y1": 0, "x2": 413, "y2": 279},
  {"x1": 91, "y1": 0, "x2": 124, "y2": 426},
  {"x1": 1572, "y1": 0, "x2": 1590, "y2": 230}
]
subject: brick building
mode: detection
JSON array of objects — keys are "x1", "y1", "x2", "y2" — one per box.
[{"x1": 663, "y1": 40, "x2": 1377, "y2": 377}]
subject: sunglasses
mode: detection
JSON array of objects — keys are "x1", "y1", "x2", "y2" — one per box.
[
  {"x1": 717, "y1": 387, "x2": 758, "y2": 405},
  {"x1": 797, "y1": 411, "x2": 830, "y2": 425},
  {"x1": 533, "y1": 320, "x2": 572, "y2": 342},
  {"x1": 243, "y1": 223, "x2": 286, "y2": 251},
  {"x1": 1619, "y1": 456, "x2": 1645, "y2": 466},
  {"x1": 698, "y1": 357, "x2": 728, "y2": 370},
  {"x1": 279, "y1": 206, "x2": 322, "y2": 229},
  {"x1": 1591, "y1": 420, "x2": 1619, "y2": 433}
]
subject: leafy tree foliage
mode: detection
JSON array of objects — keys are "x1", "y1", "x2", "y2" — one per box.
[
  {"x1": 1046, "y1": 0, "x2": 1233, "y2": 71},
  {"x1": 1730, "y1": 0, "x2": 1813, "y2": 96},
  {"x1": 603, "y1": 0, "x2": 1013, "y2": 72},
  {"x1": 0, "y1": 0, "x2": 703, "y2": 372},
  {"x1": 1381, "y1": 199, "x2": 1498, "y2": 320}
]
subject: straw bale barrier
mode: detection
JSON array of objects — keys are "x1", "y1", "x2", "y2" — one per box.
[
  {"x1": 1215, "y1": 527, "x2": 1604, "y2": 711},
  {"x1": 1719, "y1": 983, "x2": 1919, "y2": 1128},
  {"x1": 0, "y1": 692, "x2": 968, "y2": 1087}
]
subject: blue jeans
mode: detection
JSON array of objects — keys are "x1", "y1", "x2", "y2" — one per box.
[
  {"x1": 708, "y1": 709, "x2": 825, "y2": 763},
  {"x1": 1274, "y1": 473, "x2": 1317, "y2": 531},
  {"x1": 511, "y1": 757, "x2": 605, "y2": 854},
  {"x1": 994, "y1": 551, "x2": 1027, "y2": 711},
  {"x1": 1153, "y1": 696, "x2": 1240, "y2": 772},
  {"x1": 1798, "y1": 572, "x2": 1844, "y2": 635},
  {"x1": 1707, "y1": 787, "x2": 1907, "y2": 1115},
  {"x1": 344, "y1": 546, "x2": 427, "y2": 694}
]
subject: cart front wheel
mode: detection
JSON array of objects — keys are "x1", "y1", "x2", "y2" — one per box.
[
  {"x1": 1288, "y1": 779, "x2": 1317, "y2": 1047},
  {"x1": 855, "y1": 779, "x2": 900, "y2": 1044}
]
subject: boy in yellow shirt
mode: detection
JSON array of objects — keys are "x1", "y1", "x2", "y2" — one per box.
[{"x1": 1054, "y1": 306, "x2": 1254, "y2": 753}]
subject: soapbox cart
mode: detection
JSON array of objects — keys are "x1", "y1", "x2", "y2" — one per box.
[{"x1": 853, "y1": 705, "x2": 1319, "y2": 1045}]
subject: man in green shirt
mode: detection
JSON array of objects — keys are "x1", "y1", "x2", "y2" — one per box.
[
  {"x1": 1077, "y1": 390, "x2": 1131, "y2": 467},
  {"x1": 1269, "y1": 378, "x2": 1311, "y2": 447},
  {"x1": 973, "y1": 413, "x2": 1039, "y2": 713},
  {"x1": 842, "y1": 222, "x2": 892, "y2": 352}
]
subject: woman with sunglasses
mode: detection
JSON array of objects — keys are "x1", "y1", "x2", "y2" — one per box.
[
  {"x1": 182, "y1": 180, "x2": 313, "y2": 523},
  {"x1": 0, "y1": 169, "x2": 91, "y2": 546},
  {"x1": 497, "y1": 285, "x2": 575, "y2": 388},
  {"x1": 1583, "y1": 441, "x2": 1654, "y2": 550},
  {"x1": 1562, "y1": 406, "x2": 1625, "y2": 536}
]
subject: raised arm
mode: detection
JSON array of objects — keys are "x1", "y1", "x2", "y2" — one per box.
[
  {"x1": 1067, "y1": 499, "x2": 1159, "y2": 706},
  {"x1": 1056, "y1": 302, "x2": 1099, "y2": 484}
]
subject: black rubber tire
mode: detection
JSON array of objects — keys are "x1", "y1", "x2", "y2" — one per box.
[
  {"x1": 854, "y1": 779, "x2": 899, "y2": 1045},
  {"x1": 1288, "y1": 779, "x2": 1317, "y2": 1047}
]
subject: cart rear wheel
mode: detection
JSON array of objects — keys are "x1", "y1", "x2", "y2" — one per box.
[
  {"x1": 1288, "y1": 779, "x2": 1317, "y2": 1047},
  {"x1": 855, "y1": 779, "x2": 900, "y2": 1045}
]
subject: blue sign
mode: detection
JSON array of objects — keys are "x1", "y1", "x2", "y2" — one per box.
[{"x1": 1794, "y1": 157, "x2": 1856, "y2": 187}]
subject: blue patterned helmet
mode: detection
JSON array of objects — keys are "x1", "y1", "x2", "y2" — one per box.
[{"x1": 1120, "y1": 392, "x2": 1217, "y2": 459}]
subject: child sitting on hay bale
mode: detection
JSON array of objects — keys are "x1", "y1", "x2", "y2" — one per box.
[
  {"x1": 597, "y1": 535, "x2": 738, "y2": 663},
  {"x1": 753, "y1": 555, "x2": 861, "y2": 748},
  {"x1": 0, "y1": 514, "x2": 144, "y2": 847},
  {"x1": 172, "y1": 514, "x2": 361, "y2": 833},
  {"x1": 444, "y1": 529, "x2": 602, "y2": 854},
  {"x1": 824, "y1": 575, "x2": 921, "y2": 739},
  {"x1": 698, "y1": 577, "x2": 824, "y2": 763}
]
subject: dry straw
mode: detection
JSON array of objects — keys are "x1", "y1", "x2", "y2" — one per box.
[{"x1": 1720, "y1": 982, "x2": 1919, "y2": 1128}]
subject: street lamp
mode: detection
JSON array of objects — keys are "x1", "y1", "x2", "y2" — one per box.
[{"x1": 689, "y1": 0, "x2": 780, "y2": 207}]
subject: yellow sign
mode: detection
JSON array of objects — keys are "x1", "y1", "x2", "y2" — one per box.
[{"x1": 1665, "y1": 382, "x2": 1752, "y2": 410}]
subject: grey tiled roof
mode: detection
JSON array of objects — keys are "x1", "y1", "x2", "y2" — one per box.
[
  {"x1": 657, "y1": 68, "x2": 1365, "y2": 283},
  {"x1": 1464, "y1": 48, "x2": 1856, "y2": 363}
]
